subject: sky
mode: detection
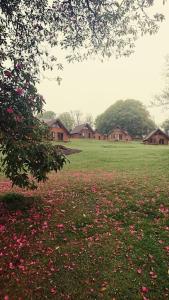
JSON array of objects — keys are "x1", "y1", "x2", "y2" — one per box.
[{"x1": 38, "y1": 1, "x2": 169, "y2": 125}]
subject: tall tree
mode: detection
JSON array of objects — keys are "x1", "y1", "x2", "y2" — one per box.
[
  {"x1": 154, "y1": 55, "x2": 169, "y2": 107},
  {"x1": 162, "y1": 119, "x2": 169, "y2": 134},
  {"x1": 95, "y1": 99, "x2": 156, "y2": 137},
  {"x1": 85, "y1": 114, "x2": 94, "y2": 128},
  {"x1": 71, "y1": 110, "x2": 83, "y2": 126},
  {"x1": 0, "y1": 0, "x2": 165, "y2": 187},
  {"x1": 59, "y1": 112, "x2": 75, "y2": 131},
  {"x1": 38, "y1": 111, "x2": 57, "y2": 120}
]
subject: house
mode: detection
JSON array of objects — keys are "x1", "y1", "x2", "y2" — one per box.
[
  {"x1": 143, "y1": 128, "x2": 169, "y2": 145},
  {"x1": 70, "y1": 123, "x2": 94, "y2": 139},
  {"x1": 94, "y1": 130, "x2": 107, "y2": 140},
  {"x1": 46, "y1": 119, "x2": 70, "y2": 142},
  {"x1": 108, "y1": 127, "x2": 132, "y2": 142}
]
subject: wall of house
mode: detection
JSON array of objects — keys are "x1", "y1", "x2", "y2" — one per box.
[
  {"x1": 108, "y1": 129, "x2": 131, "y2": 141},
  {"x1": 70, "y1": 133, "x2": 81, "y2": 139},
  {"x1": 50, "y1": 127, "x2": 69, "y2": 142},
  {"x1": 71, "y1": 129, "x2": 94, "y2": 139},
  {"x1": 94, "y1": 133, "x2": 107, "y2": 140},
  {"x1": 147, "y1": 133, "x2": 168, "y2": 145}
]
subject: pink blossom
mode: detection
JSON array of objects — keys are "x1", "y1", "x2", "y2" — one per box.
[
  {"x1": 15, "y1": 115, "x2": 23, "y2": 122},
  {"x1": 6, "y1": 107, "x2": 14, "y2": 114},
  {"x1": 137, "y1": 268, "x2": 142, "y2": 274},
  {"x1": 4, "y1": 296, "x2": 9, "y2": 300},
  {"x1": 15, "y1": 87, "x2": 24, "y2": 96}
]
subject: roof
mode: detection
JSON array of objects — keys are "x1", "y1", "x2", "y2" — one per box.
[
  {"x1": 71, "y1": 123, "x2": 94, "y2": 134},
  {"x1": 108, "y1": 127, "x2": 131, "y2": 136},
  {"x1": 143, "y1": 128, "x2": 169, "y2": 141},
  {"x1": 94, "y1": 129, "x2": 104, "y2": 135},
  {"x1": 45, "y1": 118, "x2": 70, "y2": 135}
]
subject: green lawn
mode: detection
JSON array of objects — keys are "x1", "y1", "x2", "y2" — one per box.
[
  {"x1": 0, "y1": 140, "x2": 169, "y2": 300},
  {"x1": 62, "y1": 139, "x2": 169, "y2": 176}
]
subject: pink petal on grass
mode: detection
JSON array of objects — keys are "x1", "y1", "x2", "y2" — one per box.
[
  {"x1": 141, "y1": 286, "x2": 149, "y2": 293},
  {"x1": 56, "y1": 224, "x2": 64, "y2": 229},
  {"x1": 0, "y1": 224, "x2": 5, "y2": 233},
  {"x1": 51, "y1": 288, "x2": 57, "y2": 295},
  {"x1": 149, "y1": 271, "x2": 157, "y2": 279},
  {"x1": 164, "y1": 246, "x2": 169, "y2": 253},
  {"x1": 137, "y1": 268, "x2": 142, "y2": 274}
]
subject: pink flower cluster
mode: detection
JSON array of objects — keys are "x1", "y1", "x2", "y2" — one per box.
[
  {"x1": 15, "y1": 87, "x2": 24, "y2": 96},
  {"x1": 6, "y1": 107, "x2": 14, "y2": 114}
]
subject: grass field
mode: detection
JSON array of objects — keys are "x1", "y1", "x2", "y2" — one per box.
[{"x1": 0, "y1": 140, "x2": 169, "y2": 300}]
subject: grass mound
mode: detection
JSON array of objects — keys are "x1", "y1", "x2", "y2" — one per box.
[{"x1": 0, "y1": 192, "x2": 39, "y2": 211}]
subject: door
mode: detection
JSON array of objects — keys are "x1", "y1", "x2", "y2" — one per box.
[
  {"x1": 58, "y1": 132, "x2": 64, "y2": 141},
  {"x1": 159, "y1": 139, "x2": 164, "y2": 145}
]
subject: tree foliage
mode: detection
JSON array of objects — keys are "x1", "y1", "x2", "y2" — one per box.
[
  {"x1": 0, "y1": 0, "x2": 164, "y2": 71},
  {"x1": 95, "y1": 99, "x2": 156, "y2": 137},
  {"x1": 0, "y1": 65, "x2": 66, "y2": 189},
  {"x1": 59, "y1": 112, "x2": 75, "y2": 131},
  {"x1": 84, "y1": 114, "x2": 94, "y2": 127},
  {"x1": 38, "y1": 111, "x2": 57, "y2": 120},
  {"x1": 162, "y1": 119, "x2": 169, "y2": 133},
  {"x1": 0, "y1": 0, "x2": 165, "y2": 188},
  {"x1": 154, "y1": 55, "x2": 169, "y2": 108},
  {"x1": 70, "y1": 110, "x2": 83, "y2": 127}
]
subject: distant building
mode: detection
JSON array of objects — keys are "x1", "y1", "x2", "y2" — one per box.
[
  {"x1": 94, "y1": 130, "x2": 107, "y2": 140},
  {"x1": 70, "y1": 123, "x2": 94, "y2": 139},
  {"x1": 108, "y1": 127, "x2": 132, "y2": 142},
  {"x1": 46, "y1": 119, "x2": 70, "y2": 142},
  {"x1": 143, "y1": 128, "x2": 169, "y2": 145}
]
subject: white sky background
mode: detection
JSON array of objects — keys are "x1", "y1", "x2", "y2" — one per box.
[{"x1": 38, "y1": 1, "x2": 169, "y2": 125}]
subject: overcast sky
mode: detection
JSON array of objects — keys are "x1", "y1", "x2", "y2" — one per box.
[{"x1": 38, "y1": 1, "x2": 169, "y2": 125}]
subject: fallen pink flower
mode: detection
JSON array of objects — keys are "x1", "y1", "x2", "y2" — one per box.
[
  {"x1": 9, "y1": 262, "x2": 14, "y2": 270},
  {"x1": 142, "y1": 296, "x2": 149, "y2": 300},
  {"x1": 149, "y1": 271, "x2": 157, "y2": 279},
  {"x1": 56, "y1": 224, "x2": 64, "y2": 229},
  {"x1": 0, "y1": 224, "x2": 5, "y2": 233},
  {"x1": 137, "y1": 268, "x2": 142, "y2": 274},
  {"x1": 164, "y1": 246, "x2": 169, "y2": 253},
  {"x1": 51, "y1": 288, "x2": 57, "y2": 295},
  {"x1": 141, "y1": 286, "x2": 149, "y2": 293}
]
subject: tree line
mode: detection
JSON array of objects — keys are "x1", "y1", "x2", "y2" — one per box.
[{"x1": 40, "y1": 99, "x2": 157, "y2": 138}]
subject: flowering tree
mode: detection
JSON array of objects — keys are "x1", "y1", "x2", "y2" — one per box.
[
  {"x1": 0, "y1": 65, "x2": 66, "y2": 189},
  {"x1": 0, "y1": 0, "x2": 165, "y2": 188}
]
